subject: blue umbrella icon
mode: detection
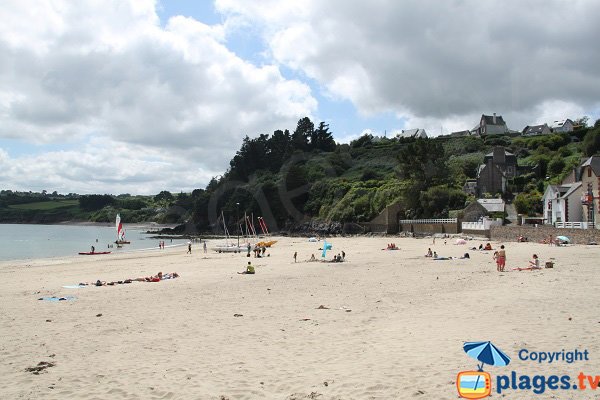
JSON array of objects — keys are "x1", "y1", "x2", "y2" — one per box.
[
  {"x1": 463, "y1": 341, "x2": 511, "y2": 371},
  {"x1": 463, "y1": 341, "x2": 510, "y2": 394}
]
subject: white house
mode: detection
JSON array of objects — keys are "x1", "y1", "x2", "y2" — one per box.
[
  {"x1": 551, "y1": 119, "x2": 574, "y2": 133},
  {"x1": 396, "y1": 128, "x2": 428, "y2": 139},
  {"x1": 542, "y1": 182, "x2": 583, "y2": 225}
]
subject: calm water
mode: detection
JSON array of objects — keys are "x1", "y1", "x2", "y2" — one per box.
[{"x1": 0, "y1": 224, "x2": 186, "y2": 261}]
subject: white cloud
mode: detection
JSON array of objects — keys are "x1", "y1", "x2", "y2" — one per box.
[
  {"x1": 218, "y1": 0, "x2": 600, "y2": 132},
  {"x1": 0, "y1": 0, "x2": 317, "y2": 192}
]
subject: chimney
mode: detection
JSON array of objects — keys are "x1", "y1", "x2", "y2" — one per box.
[{"x1": 493, "y1": 113, "x2": 497, "y2": 124}]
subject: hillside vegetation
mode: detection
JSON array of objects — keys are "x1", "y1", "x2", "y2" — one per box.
[{"x1": 1, "y1": 118, "x2": 599, "y2": 230}]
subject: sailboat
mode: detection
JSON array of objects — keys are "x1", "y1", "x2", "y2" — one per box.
[
  {"x1": 212, "y1": 211, "x2": 243, "y2": 253},
  {"x1": 115, "y1": 213, "x2": 130, "y2": 244}
]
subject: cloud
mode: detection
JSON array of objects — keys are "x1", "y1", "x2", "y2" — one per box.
[
  {"x1": 0, "y1": 137, "x2": 221, "y2": 194},
  {"x1": 217, "y1": 0, "x2": 600, "y2": 132},
  {"x1": 0, "y1": 0, "x2": 317, "y2": 192}
]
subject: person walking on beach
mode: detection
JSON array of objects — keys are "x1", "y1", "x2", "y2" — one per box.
[
  {"x1": 496, "y1": 245, "x2": 506, "y2": 272},
  {"x1": 187, "y1": 242, "x2": 192, "y2": 254},
  {"x1": 293, "y1": 251, "x2": 297, "y2": 263},
  {"x1": 203, "y1": 241, "x2": 207, "y2": 253}
]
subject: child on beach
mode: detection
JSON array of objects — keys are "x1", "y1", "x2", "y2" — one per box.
[{"x1": 528, "y1": 254, "x2": 540, "y2": 269}]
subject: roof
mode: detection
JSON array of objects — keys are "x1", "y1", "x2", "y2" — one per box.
[
  {"x1": 481, "y1": 114, "x2": 506, "y2": 126},
  {"x1": 523, "y1": 124, "x2": 548, "y2": 135},
  {"x1": 484, "y1": 149, "x2": 515, "y2": 158},
  {"x1": 551, "y1": 119, "x2": 573, "y2": 129},
  {"x1": 581, "y1": 156, "x2": 600, "y2": 176},
  {"x1": 450, "y1": 130, "x2": 470, "y2": 137},
  {"x1": 477, "y1": 198, "x2": 505, "y2": 213},
  {"x1": 543, "y1": 182, "x2": 583, "y2": 200},
  {"x1": 396, "y1": 128, "x2": 427, "y2": 139}
]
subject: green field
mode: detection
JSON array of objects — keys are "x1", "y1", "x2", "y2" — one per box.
[{"x1": 7, "y1": 200, "x2": 80, "y2": 210}]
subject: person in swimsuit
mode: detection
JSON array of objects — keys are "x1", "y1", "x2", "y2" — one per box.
[{"x1": 496, "y1": 245, "x2": 506, "y2": 272}]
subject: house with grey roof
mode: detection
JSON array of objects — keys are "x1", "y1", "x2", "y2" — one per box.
[
  {"x1": 542, "y1": 182, "x2": 583, "y2": 225},
  {"x1": 470, "y1": 113, "x2": 509, "y2": 136},
  {"x1": 475, "y1": 147, "x2": 517, "y2": 195},
  {"x1": 522, "y1": 124, "x2": 551, "y2": 136},
  {"x1": 580, "y1": 156, "x2": 600, "y2": 227},
  {"x1": 551, "y1": 119, "x2": 574, "y2": 133},
  {"x1": 396, "y1": 128, "x2": 428, "y2": 139}
]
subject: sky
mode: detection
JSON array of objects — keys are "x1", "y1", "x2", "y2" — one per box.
[{"x1": 1, "y1": 0, "x2": 599, "y2": 195}]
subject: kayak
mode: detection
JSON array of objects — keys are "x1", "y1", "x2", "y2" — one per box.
[{"x1": 78, "y1": 251, "x2": 112, "y2": 255}]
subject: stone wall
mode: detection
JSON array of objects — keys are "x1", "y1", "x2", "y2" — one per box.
[
  {"x1": 399, "y1": 222, "x2": 459, "y2": 234},
  {"x1": 490, "y1": 225, "x2": 600, "y2": 244},
  {"x1": 462, "y1": 229, "x2": 490, "y2": 238}
]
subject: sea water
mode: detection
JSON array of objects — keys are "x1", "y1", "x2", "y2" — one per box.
[{"x1": 0, "y1": 223, "x2": 186, "y2": 261}]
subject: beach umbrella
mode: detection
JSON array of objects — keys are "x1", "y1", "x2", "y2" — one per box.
[
  {"x1": 556, "y1": 236, "x2": 570, "y2": 243},
  {"x1": 463, "y1": 341, "x2": 511, "y2": 370},
  {"x1": 463, "y1": 341, "x2": 511, "y2": 393},
  {"x1": 321, "y1": 241, "x2": 332, "y2": 258},
  {"x1": 321, "y1": 241, "x2": 328, "y2": 258}
]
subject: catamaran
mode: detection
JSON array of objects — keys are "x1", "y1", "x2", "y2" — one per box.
[
  {"x1": 212, "y1": 211, "x2": 243, "y2": 253},
  {"x1": 115, "y1": 213, "x2": 130, "y2": 244}
]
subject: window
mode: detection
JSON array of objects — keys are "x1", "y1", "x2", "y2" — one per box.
[{"x1": 588, "y1": 168, "x2": 592, "y2": 177}]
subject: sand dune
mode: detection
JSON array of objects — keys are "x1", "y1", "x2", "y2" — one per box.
[{"x1": 1, "y1": 236, "x2": 598, "y2": 399}]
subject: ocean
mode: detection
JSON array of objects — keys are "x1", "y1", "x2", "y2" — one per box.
[{"x1": 0, "y1": 223, "x2": 187, "y2": 261}]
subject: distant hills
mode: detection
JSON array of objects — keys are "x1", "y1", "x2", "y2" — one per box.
[{"x1": 1, "y1": 117, "x2": 599, "y2": 232}]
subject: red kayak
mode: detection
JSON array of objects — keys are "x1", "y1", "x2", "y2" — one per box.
[{"x1": 78, "y1": 251, "x2": 112, "y2": 255}]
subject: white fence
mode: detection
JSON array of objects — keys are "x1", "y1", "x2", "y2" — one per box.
[
  {"x1": 554, "y1": 221, "x2": 600, "y2": 229},
  {"x1": 462, "y1": 218, "x2": 503, "y2": 231},
  {"x1": 398, "y1": 218, "x2": 457, "y2": 224}
]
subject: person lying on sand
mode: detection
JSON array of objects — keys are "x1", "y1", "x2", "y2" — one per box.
[{"x1": 132, "y1": 272, "x2": 180, "y2": 282}]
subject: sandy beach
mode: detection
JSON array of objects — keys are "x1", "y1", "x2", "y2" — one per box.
[{"x1": 1, "y1": 236, "x2": 599, "y2": 399}]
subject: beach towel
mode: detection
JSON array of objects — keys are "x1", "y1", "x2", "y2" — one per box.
[
  {"x1": 62, "y1": 284, "x2": 87, "y2": 289},
  {"x1": 38, "y1": 296, "x2": 76, "y2": 302}
]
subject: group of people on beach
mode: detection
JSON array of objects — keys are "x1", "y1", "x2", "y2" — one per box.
[{"x1": 80, "y1": 271, "x2": 180, "y2": 286}]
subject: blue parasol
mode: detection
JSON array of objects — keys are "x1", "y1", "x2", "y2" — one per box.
[
  {"x1": 463, "y1": 341, "x2": 511, "y2": 392},
  {"x1": 556, "y1": 236, "x2": 570, "y2": 243},
  {"x1": 463, "y1": 341, "x2": 511, "y2": 371},
  {"x1": 321, "y1": 241, "x2": 332, "y2": 258}
]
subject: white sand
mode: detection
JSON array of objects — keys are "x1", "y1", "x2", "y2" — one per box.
[{"x1": 1, "y1": 236, "x2": 598, "y2": 399}]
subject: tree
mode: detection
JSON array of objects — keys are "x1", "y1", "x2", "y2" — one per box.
[
  {"x1": 309, "y1": 122, "x2": 336, "y2": 152},
  {"x1": 547, "y1": 156, "x2": 566, "y2": 176},
  {"x1": 291, "y1": 117, "x2": 313, "y2": 152},
  {"x1": 397, "y1": 139, "x2": 448, "y2": 186},
  {"x1": 582, "y1": 126, "x2": 600, "y2": 156},
  {"x1": 267, "y1": 129, "x2": 292, "y2": 172},
  {"x1": 79, "y1": 194, "x2": 115, "y2": 211},
  {"x1": 154, "y1": 191, "x2": 174, "y2": 206}
]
